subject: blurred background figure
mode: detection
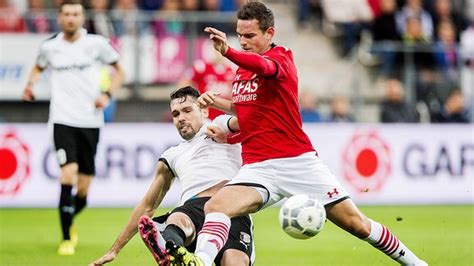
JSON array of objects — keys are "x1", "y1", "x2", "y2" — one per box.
[
  {"x1": 178, "y1": 42, "x2": 234, "y2": 120},
  {"x1": 299, "y1": 90, "x2": 323, "y2": 123},
  {"x1": 396, "y1": 0, "x2": 433, "y2": 40},
  {"x1": 431, "y1": 0, "x2": 468, "y2": 42},
  {"x1": 434, "y1": 20, "x2": 459, "y2": 84},
  {"x1": 327, "y1": 94, "x2": 355, "y2": 122},
  {"x1": 84, "y1": 0, "x2": 115, "y2": 38},
  {"x1": 380, "y1": 78, "x2": 420, "y2": 123},
  {"x1": 371, "y1": 0, "x2": 400, "y2": 77},
  {"x1": 0, "y1": 0, "x2": 25, "y2": 32},
  {"x1": 111, "y1": 0, "x2": 149, "y2": 36},
  {"x1": 431, "y1": 89, "x2": 470, "y2": 123},
  {"x1": 24, "y1": 0, "x2": 58, "y2": 33}
]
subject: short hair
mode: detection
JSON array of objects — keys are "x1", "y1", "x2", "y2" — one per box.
[
  {"x1": 237, "y1": 1, "x2": 274, "y2": 32},
  {"x1": 170, "y1": 86, "x2": 200, "y2": 103},
  {"x1": 59, "y1": 0, "x2": 84, "y2": 12}
]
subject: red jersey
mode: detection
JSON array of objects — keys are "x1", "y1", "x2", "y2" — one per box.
[
  {"x1": 184, "y1": 59, "x2": 234, "y2": 119},
  {"x1": 227, "y1": 45, "x2": 315, "y2": 165}
]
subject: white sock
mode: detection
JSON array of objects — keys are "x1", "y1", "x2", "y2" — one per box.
[
  {"x1": 365, "y1": 219, "x2": 424, "y2": 265},
  {"x1": 195, "y1": 212, "x2": 231, "y2": 266}
]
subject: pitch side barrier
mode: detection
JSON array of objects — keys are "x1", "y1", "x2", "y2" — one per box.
[{"x1": 0, "y1": 123, "x2": 472, "y2": 207}]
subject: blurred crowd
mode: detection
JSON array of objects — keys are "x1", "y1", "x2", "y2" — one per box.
[
  {"x1": 298, "y1": 0, "x2": 473, "y2": 123},
  {"x1": 0, "y1": 0, "x2": 471, "y2": 123},
  {"x1": 0, "y1": 0, "x2": 245, "y2": 36}
]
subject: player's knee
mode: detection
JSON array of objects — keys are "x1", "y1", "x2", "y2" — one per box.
[
  {"x1": 203, "y1": 198, "x2": 226, "y2": 214},
  {"x1": 220, "y1": 249, "x2": 249, "y2": 266},
  {"x1": 59, "y1": 164, "x2": 78, "y2": 184}
]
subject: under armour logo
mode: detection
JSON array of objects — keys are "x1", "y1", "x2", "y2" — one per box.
[
  {"x1": 399, "y1": 249, "x2": 406, "y2": 257},
  {"x1": 327, "y1": 188, "x2": 339, "y2": 198},
  {"x1": 209, "y1": 239, "x2": 221, "y2": 251}
]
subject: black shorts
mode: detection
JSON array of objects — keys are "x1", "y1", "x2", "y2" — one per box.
[
  {"x1": 153, "y1": 197, "x2": 254, "y2": 265},
  {"x1": 53, "y1": 123, "x2": 100, "y2": 175}
]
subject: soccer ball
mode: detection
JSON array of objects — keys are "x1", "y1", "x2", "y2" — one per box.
[{"x1": 279, "y1": 194, "x2": 326, "y2": 239}]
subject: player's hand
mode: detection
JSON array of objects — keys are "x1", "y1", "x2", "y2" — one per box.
[
  {"x1": 197, "y1": 91, "x2": 220, "y2": 108},
  {"x1": 95, "y1": 93, "x2": 110, "y2": 109},
  {"x1": 89, "y1": 251, "x2": 117, "y2": 266},
  {"x1": 204, "y1": 27, "x2": 229, "y2": 55},
  {"x1": 22, "y1": 86, "x2": 35, "y2": 101},
  {"x1": 206, "y1": 124, "x2": 228, "y2": 143}
]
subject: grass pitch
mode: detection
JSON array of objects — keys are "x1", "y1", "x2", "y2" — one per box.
[{"x1": 0, "y1": 205, "x2": 472, "y2": 265}]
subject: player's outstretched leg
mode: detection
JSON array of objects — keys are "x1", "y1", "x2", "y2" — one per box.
[
  {"x1": 138, "y1": 215, "x2": 172, "y2": 266},
  {"x1": 166, "y1": 240, "x2": 204, "y2": 266},
  {"x1": 327, "y1": 200, "x2": 427, "y2": 265}
]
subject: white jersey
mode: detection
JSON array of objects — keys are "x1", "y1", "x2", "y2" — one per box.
[
  {"x1": 36, "y1": 29, "x2": 120, "y2": 128},
  {"x1": 160, "y1": 118, "x2": 242, "y2": 203}
]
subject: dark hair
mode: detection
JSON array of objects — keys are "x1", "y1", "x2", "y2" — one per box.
[
  {"x1": 237, "y1": 1, "x2": 274, "y2": 32},
  {"x1": 59, "y1": 0, "x2": 84, "y2": 12},
  {"x1": 170, "y1": 86, "x2": 200, "y2": 103}
]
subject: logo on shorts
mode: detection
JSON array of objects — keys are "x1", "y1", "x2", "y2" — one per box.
[
  {"x1": 342, "y1": 131, "x2": 391, "y2": 193},
  {"x1": 0, "y1": 130, "x2": 31, "y2": 196},
  {"x1": 239, "y1": 232, "x2": 251, "y2": 250}
]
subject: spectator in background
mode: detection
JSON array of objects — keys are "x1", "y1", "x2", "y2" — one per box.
[
  {"x1": 380, "y1": 78, "x2": 420, "y2": 123},
  {"x1": 321, "y1": 0, "x2": 374, "y2": 56},
  {"x1": 327, "y1": 94, "x2": 355, "y2": 122},
  {"x1": 179, "y1": 43, "x2": 234, "y2": 120},
  {"x1": 460, "y1": 24, "x2": 474, "y2": 103},
  {"x1": 395, "y1": 0, "x2": 433, "y2": 40},
  {"x1": 0, "y1": 0, "x2": 26, "y2": 32},
  {"x1": 151, "y1": 0, "x2": 183, "y2": 36},
  {"x1": 432, "y1": 89, "x2": 470, "y2": 123},
  {"x1": 111, "y1": 0, "x2": 149, "y2": 36},
  {"x1": 299, "y1": 90, "x2": 323, "y2": 122},
  {"x1": 371, "y1": 0, "x2": 400, "y2": 76},
  {"x1": 85, "y1": 0, "x2": 115, "y2": 38},
  {"x1": 434, "y1": 20, "x2": 459, "y2": 82},
  {"x1": 431, "y1": 0, "x2": 467, "y2": 41},
  {"x1": 137, "y1": 0, "x2": 163, "y2": 11},
  {"x1": 24, "y1": 0, "x2": 58, "y2": 33},
  {"x1": 198, "y1": 0, "x2": 235, "y2": 35}
]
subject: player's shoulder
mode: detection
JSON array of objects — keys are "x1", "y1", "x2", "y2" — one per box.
[
  {"x1": 40, "y1": 32, "x2": 60, "y2": 48},
  {"x1": 84, "y1": 33, "x2": 110, "y2": 43},
  {"x1": 269, "y1": 44, "x2": 292, "y2": 54}
]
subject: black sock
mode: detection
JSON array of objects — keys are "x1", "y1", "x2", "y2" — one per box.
[
  {"x1": 59, "y1": 184, "x2": 74, "y2": 240},
  {"x1": 73, "y1": 194, "x2": 87, "y2": 217},
  {"x1": 162, "y1": 224, "x2": 186, "y2": 247}
]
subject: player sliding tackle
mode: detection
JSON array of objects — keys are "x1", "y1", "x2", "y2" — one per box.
[
  {"x1": 165, "y1": 2, "x2": 428, "y2": 266},
  {"x1": 90, "y1": 86, "x2": 254, "y2": 266}
]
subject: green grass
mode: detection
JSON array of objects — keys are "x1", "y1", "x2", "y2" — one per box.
[{"x1": 0, "y1": 206, "x2": 473, "y2": 265}]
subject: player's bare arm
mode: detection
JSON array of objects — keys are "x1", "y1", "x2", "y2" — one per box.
[
  {"x1": 204, "y1": 27, "x2": 229, "y2": 55},
  {"x1": 95, "y1": 62, "x2": 124, "y2": 109},
  {"x1": 22, "y1": 65, "x2": 44, "y2": 101},
  {"x1": 197, "y1": 91, "x2": 236, "y2": 114},
  {"x1": 90, "y1": 161, "x2": 174, "y2": 266}
]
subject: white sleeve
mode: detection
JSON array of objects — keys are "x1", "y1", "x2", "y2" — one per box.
[
  {"x1": 36, "y1": 43, "x2": 49, "y2": 69},
  {"x1": 159, "y1": 148, "x2": 176, "y2": 176},
  {"x1": 211, "y1": 114, "x2": 235, "y2": 134},
  {"x1": 97, "y1": 37, "x2": 120, "y2": 64}
]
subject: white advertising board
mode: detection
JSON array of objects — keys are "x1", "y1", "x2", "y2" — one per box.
[{"x1": 0, "y1": 123, "x2": 473, "y2": 207}]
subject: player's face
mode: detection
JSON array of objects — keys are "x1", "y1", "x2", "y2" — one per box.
[
  {"x1": 170, "y1": 97, "x2": 208, "y2": 140},
  {"x1": 58, "y1": 4, "x2": 84, "y2": 35},
  {"x1": 236, "y1": 19, "x2": 274, "y2": 54}
]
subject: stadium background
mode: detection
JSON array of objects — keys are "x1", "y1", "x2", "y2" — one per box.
[{"x1": 0, "y1": 0, "x2": 473, "y2": 265}]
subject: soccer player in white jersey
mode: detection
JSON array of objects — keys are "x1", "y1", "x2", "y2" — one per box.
[
  {"x1": 90, "y1": 86, "x2": 254, "y2": 266},
  {"x1": 22, "y1": 0, "x2": 124, "y2": 256},
  {"x1": 168, "y1": 2, "x2": 427, "y2": 266}
]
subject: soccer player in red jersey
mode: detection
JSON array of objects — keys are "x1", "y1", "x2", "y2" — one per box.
[
  {"x1": 168, "y1": 2, "x2": 427, "y2": 266},
  {"x1": 180, "y1": 49, "x2": 235, "y2": 120}
]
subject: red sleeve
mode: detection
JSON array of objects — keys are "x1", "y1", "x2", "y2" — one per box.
[
  {"x1": 226, "y1": 132, "x2": 242, "y2": 144},
  {"x1": 225, "y1": 47, "x2": 277, "y2": 77}
]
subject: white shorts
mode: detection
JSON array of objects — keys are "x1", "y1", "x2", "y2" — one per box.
[{"x1": 227, "y1": 152, "x2": 350, "y2": 209}]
